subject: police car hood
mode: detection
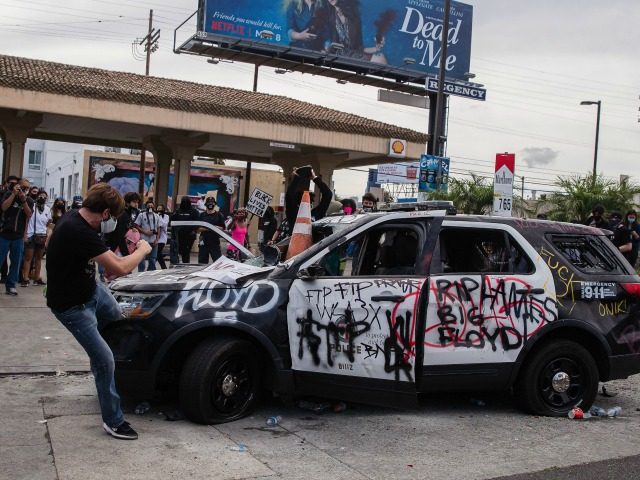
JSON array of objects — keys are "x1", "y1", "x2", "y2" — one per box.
[{"x1": 109, "y1": 258, "x2": 275, "y2": 292}]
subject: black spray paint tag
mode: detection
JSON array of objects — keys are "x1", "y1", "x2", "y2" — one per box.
[{"x1": 579, "y1": 281, "x2": 617, "y2": 300}]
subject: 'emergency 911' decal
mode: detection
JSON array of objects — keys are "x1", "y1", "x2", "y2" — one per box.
[{"x1": 579, "y1": 281, "x2": 617, "y2": 300}]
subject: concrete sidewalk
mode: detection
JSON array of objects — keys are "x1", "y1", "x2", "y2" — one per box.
[
  {"x1": 0, "y1": 283, "x2": 88, "y2": 374},
  {"x1": 3, "y1": 281, "x2": 640, "y2": 480}
]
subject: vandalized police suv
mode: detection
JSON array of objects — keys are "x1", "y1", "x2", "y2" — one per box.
[{"x1": 104, "y1": 211, "x2": 640, "y2": 423}]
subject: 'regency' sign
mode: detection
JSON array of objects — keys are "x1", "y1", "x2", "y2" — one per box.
[{"x1": 201, "y1": 0, "x2": 473, "y2": 80}]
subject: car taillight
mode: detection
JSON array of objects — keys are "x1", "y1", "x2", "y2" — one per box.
[{"x1": 620, "y1": 283, "x2": 640, "y2": 297}]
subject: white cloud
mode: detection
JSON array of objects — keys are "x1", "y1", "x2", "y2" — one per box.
[{"x1": 519, "y1": 147, "x2": 559, "y2": 168}]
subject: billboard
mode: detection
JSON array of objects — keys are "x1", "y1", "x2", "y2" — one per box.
[
  {"x1": 377, "y1": 162, "x2": 419, "y2": 184},
  {"x1": 418, "y1": 154, "x2": 449, "y2": 192},
  {"x1": 200, "y1": 0, "x2": 473, "y2": 81}
]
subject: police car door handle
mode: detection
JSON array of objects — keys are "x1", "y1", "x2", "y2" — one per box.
[
  {"x1": 515, "y1": 287, "x2": 545, "y2": 295},
  {"x1": 371, "y1": 295, "x2": 405, "y2": 303}
]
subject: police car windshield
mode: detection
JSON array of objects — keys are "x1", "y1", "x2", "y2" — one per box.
[{"x1": 280, "y1": 214, "x2": 377, "y2": 266}]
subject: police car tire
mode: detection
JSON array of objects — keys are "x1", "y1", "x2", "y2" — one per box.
[
  {"x1": 515, "y1": 340, "x2": 599, "y2": 417},
  {"x1": 179, "y1": 336, "x2": 260, "y2": 424}
]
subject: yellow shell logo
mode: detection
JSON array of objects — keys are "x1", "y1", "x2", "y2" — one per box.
[{"x1": 391, "y1": 140, "x2": 405, "y2": 155}]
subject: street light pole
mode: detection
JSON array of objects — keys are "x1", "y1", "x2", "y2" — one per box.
[{"x1": 580, "y1": 100, "x2": 601, "y2": 180}]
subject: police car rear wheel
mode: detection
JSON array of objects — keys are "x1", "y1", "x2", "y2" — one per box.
[
  {"x1": 515, "y1": 340, "x2": 598, "y2": 417},
  {"x1": 179, "y1": 336, "x2": 260, "y2": 424}
]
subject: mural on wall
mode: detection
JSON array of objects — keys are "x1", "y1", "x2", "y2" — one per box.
[{"x1": 88, "y1": 156, "x2": 241, "y2": 215}]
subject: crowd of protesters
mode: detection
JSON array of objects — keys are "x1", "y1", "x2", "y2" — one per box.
[{"x1": 0, "y1": 169, "x2": 386, "y2": 294}]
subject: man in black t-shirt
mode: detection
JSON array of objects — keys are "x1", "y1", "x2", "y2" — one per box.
[
  {"x1": 0, "y1": 177, "x2": 34, "y2": 295},
  {"x1": 198, "y1": 197, "x2": 226, "y2": 264},
  {"x1": 47, "y1": 183, "x2": 151, "y2": 440}
]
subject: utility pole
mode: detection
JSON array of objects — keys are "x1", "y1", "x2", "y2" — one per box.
[
  {"x1": 145, "y1": 10, "x2": 153, "y2": 76},
  {"x1": 432, "y1": 0, "x2": 450, "y2": 193},
  {"x1": 521, "y1": 176, "x2": 525, "y2": 198},
  {"x1": 431, "y1": 0, "x2": 451, "y2": 157},
  {"x1": 137, "y1": 9, "x2": 160, "y2": 197},
  {"x1": 243, "y1": 65, "x2": 259, "y2": 206}
]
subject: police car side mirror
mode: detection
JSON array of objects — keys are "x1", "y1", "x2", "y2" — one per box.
[{"x1": 297, "y1": 263, "x2": 326, "y2": 280}]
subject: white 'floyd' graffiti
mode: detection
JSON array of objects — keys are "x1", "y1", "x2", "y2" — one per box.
[{"x1": 175, "y1": 278, "x2": 280, "y2": 318}]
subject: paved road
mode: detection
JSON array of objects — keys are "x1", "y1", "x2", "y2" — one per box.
[
  {"x1": 493, "y1": 455, "x2": 640, "y2": 480},
  {"x1": 2, "y1": 285, "x2": 640, "y2": 480}
]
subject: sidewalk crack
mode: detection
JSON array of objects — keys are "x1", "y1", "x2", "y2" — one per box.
[{"x1": 41, "y1": 398, "x2": 60, "y2": 480}]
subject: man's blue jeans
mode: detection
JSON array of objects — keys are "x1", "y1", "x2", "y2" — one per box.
[
  {"x1": 137, "y1": 244, "x2": 157, "y2": 272},
  {"x1": 51, "y1": 282, "x2": 125, "y2": 428},
  {"x1": 0, "y1": 236, "x2": 24, "y2": 289}
]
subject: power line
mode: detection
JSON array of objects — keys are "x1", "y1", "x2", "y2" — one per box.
[{"x1": 473, "y1": 56, "x2": 640, "y2": 92}]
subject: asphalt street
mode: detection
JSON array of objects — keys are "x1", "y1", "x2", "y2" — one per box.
[{"x1": 2, "y1": 284, "x2": 640, "y2": 480}]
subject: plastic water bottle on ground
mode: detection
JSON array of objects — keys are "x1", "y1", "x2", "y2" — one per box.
[
  {"x1": 607, "y1": 406, "x2": 622, "y2": 417},
  {"x1": 589, "y1": 406, "x2": 607, "y2": 417},
  {"x1": 230, "y1": 443, "x2": 247, "y2": 452},
  {"x1": 266, "y1": 416, "x2": 281, "y2": 427}
]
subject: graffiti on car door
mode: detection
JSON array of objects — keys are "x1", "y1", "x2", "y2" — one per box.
[{"x1": 288, "y1": 277, "x2": 426, "y2": 381}]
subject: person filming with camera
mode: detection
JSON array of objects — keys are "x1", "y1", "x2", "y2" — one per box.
[
  {"x1": 46, "y1": 183, "x2": 152, "y2": 440},
  {"x1": 0, "y1": 177, "x2": 34, "y2": 296}
]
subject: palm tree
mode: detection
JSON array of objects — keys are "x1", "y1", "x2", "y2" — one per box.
[{"x1": 543, "y1": 173, "x2": 640, "y2": 223}]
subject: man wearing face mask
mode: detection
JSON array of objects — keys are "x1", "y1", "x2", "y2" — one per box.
[
  {"x1": 134, "y1": 199, "x2": 159, "y2": 271},
  {"x1": 619, "y1": 210, "x2": 640, "y2": 267},
  {"x1": 361, "y1": 192, "x2": 378, "y2": 213},
  {"x1": 21, "y1": 189, "x2": 51, "y2": 287},
  {"x1": 198, "y1": 197, "x2": 225, "y2": 264},
  {"x1": 0, "y1": 177, "x2": 34, "y2": 295},
  {"x1": 46, "y1": 183, "x2": 151, "y2": 440}
]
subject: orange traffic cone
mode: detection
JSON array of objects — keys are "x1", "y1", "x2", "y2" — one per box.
[{"x1": 286, "y1": 191, "x2": 313, "y2": 259}]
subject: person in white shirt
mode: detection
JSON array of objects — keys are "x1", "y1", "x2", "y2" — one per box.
[
  {"x1": 21, "y1": 189, "x2": 51, "y2": 286},
  {"x1": 155, "y1": 204, "x2": 169, "y2": 269},
  {"x1": 134, "y1": 199, "x2": 160, "y2": 271}
]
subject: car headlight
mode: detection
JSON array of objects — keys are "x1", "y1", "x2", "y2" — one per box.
[{"x1": 114, "y1": 293, "x2": 168, "y2": 319}]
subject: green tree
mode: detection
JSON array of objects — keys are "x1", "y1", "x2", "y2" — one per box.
[
  {"x1": 543, "y1": 173, "x2": 640, "y2": 223},
  {"x1": 428, "y1": 174, "x2": 495, "y2": 214}
]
